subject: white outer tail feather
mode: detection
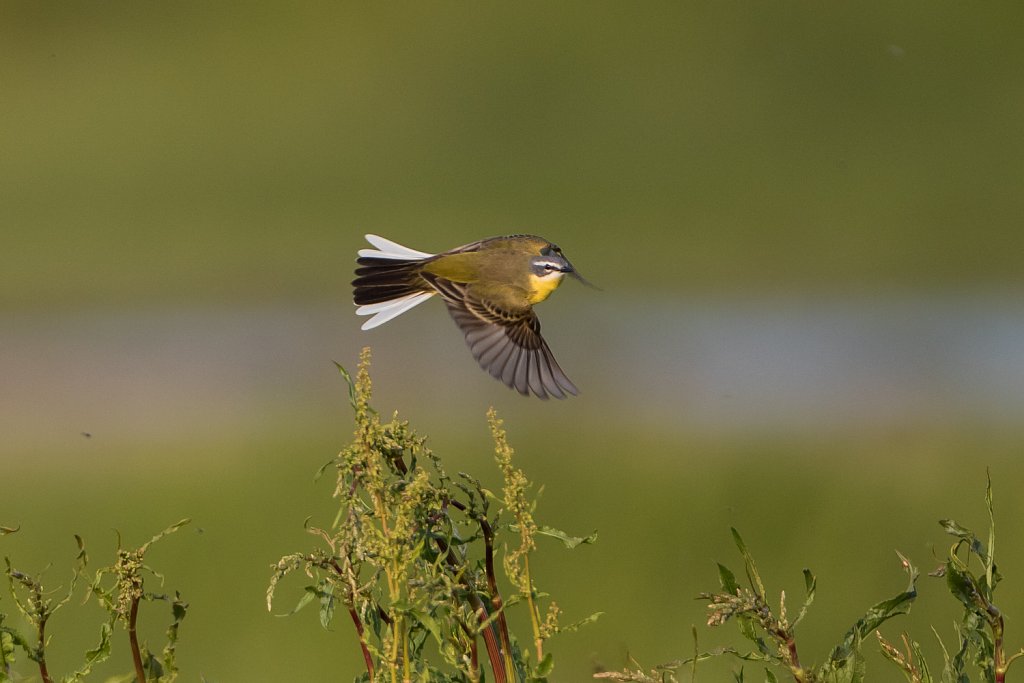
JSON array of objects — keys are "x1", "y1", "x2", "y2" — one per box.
[
  {"x1": 356, "y1": 290, "x2": 435, "y2": 330},
  {"x1": 358, "y1": 234, "x2": 434, "y2": 260},
  {"x1": 357, "y1": 292, "x2": 435, "y2": 330},
  {"x1": 355, "y1": 234, "x2": 438, "y2": 329}
]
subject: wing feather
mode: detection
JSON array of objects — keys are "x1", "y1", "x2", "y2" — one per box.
[
  {"x1": 420, "y1": 272, "x2": 577, "y2": 398},
  {"x1": 545, "y1": 345, "x2": 578, "y2": 396},
  {"x1": 530, "y1": 354, "x2": 553, "y2": 399}
]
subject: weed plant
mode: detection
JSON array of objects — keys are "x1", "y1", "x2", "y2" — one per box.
[
  {"x1": 267, "y1": 348, "x2": 598, "y2": 683},
  {"x1": 1, "y1": 520, "x2": 189, "y2": 683},
  {"x1": 596, "y1": 472, "x2": 1022, "y2": 682}
]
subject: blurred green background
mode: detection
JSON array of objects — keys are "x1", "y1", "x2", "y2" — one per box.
[{"x1": 4, "y1": 3, "x2": 1024, "y2": 681}]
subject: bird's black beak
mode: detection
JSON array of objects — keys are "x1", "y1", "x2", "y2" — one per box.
[{"x1": 562, "y1": 259, "x2": 600, "y2": 290}]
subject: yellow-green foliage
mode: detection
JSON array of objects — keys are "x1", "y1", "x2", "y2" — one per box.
[
  {"x1": 268, "y1": 348, "x2": 596, "y2": 683},
  {"x1": 2, "y1": 521, "x2": 188, "y2": 683}
]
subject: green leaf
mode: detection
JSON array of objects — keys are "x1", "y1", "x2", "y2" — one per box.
[
  {"x1": 160, "y1": 592, "x2": 187, "y2": 679},
  {"x1": 533, "y1": 525, "x2": 597, "y2": 549},
  {"x1": 938, "y1": 517, "x2": 993, "y2": 571},
  {"x1": 72, "y1": 534, "x2": 88, "y2": 575},
  {"x1": 985, "y1": 468, "x2": 996, "y2": 598},
  {"x1": 825, "y1": 553, "x2": 917, "y2": 670},
  {"x1": 929, "y1": 626, "x2": 954, "y2": 683},
  {"x1": 1, "y1": 625, "x2": 32, "y2": 671},
  {"x1": 276, "y1": 585, "x2": 318, "y2": 617},
  {"x1": 793, "y1": 568, "x2": 816, "y2": 628},
  {"x1": 944, "y1": 560, "x2": 981, "y2": 612},
  {"x1": 559, "y1": 611, "x2": 603, "y2": 633},
  {"x1": 171, "y1": 595, "x2": 187, "y2": 623},
  {"x1": 319, "y1": 588, "x2": 336, "y2": 630},
  {"x1": 66, "y1": 617, "x2": 115, "y2": 681},
  {"x1": 138, "y1": 518, "x2": 191, "y2": 555},
  {"x1": 911, "y1": 637, "x2": 933, "y2": 683},
  {"x1": 948, "y1": 622, "x2": 972, "y2": 682},
  {"x1": 334, "y1": 361, "x2": 357, "y2": 409},
  {"x1": 939, "y1": 518, "x2": 976, "y2": 540},
  {"x1": 971, "y1": 624, "x2": 996, "y2": 677},
  {"x1": 142, "y1": 648, "x2": 165, "y2": 679},
  {"x1": 533, "y1": 652, "x2": 555, "y2": 677},
  {"x1": 691, "y1": 646, "x2": 775, "y2": 665},
  {"x1": 764, "y1": 668, "x2": 779, "y2": 683},
  {"x1": 740, "y1": 623, "x2": 768, "y2": 653},
  {"x1": 731, "y1": 528, "x2": 765, "y2": 599},
  {"x1": 717, "y1": 562, "x2": 740, "y2": 594},
  {"x1": 314, "y1": 457, "x2": 336, "y2": 481},
  {"x1": 410, "y1": 609, "x2": 443, "y2": 646},
  {"x1": 824, "y1": 646, "x2": 866, "y2": 682}
]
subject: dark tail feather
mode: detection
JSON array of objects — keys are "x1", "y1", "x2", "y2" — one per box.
[{"x1": 352, "y1": 257, "x2": 427, "y2": 306}]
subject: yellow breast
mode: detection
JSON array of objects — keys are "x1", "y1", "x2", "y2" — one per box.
[{"x1": 527, "y1": 272, "x2": 565, "y2": 304}]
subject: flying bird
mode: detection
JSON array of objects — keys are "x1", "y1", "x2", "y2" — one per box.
[{"x1": 352, "y1": 234, "x2": 588, "y2": 399}]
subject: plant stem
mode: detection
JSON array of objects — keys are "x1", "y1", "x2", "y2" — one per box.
[
  {"x1": 480, "y1": 517, "x2": 516, "y2": 681},
  {"x1": 787, "y1": 637, "x2": 801, "y2": 669},
  {"x1": 403, "y1": 621, "x2": 411, "y2": 683},
  {"x1": 128, "y1": 596, "x2": 146, "y2": 683},
  {"x1": 987, "y1": 600, "x2": 1007, "y2": 682},
  {"x1": 346, "y1": 604, "x2": 375, "y2": 678},
  {"x1": 390, "y1": 614, "x2": 401, "y2": 683},
  {"x1": 523, "y1": 555, "x2": 543, "y2": 662},
  {"x1": 785, "y1": 636, "x2": 808, "y2": 682},
  {"x1": 993, "y1": 613, "x2": 1006, "y2": 683},
  {"x1": 472, "y1": 598, "x2": 507, "y2": 683},
  {"x1": 36, "y1": 616, "x2": 52, "y2": 683},
  {"x1": 331, "y1": 558, "x2": 375, "y2": 679}
]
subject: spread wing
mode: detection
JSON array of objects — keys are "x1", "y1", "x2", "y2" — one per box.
[{"x1": 422, "y1": 274, "x2": 578, "y2": 399}]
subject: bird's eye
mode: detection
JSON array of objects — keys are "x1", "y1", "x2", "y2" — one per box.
[{"x1": 544, "y1": 263, "x2": 557, "y2": 271}]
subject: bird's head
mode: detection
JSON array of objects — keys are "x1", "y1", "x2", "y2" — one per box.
[{"x1": 526, "y1": 243, "x2": 597, "y2": 303}]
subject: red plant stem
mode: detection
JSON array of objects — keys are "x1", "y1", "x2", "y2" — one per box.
[
  {"x1": 129, "y1": 596, "x2": 147, "y2": 683},
  {"x1": 471, "y1": 595, "x2": 506, "y2": 683},
  {"x1": 36, "y1": 617, "x2": 52, "y2": 683},
  {"x1": 479, "y1": 517, "x2": 515, "y2": 677},
  {"x1": 787, "y1": 637, "x2": 801, "y2": 671},
  {"x1": 788, "y1": 639, "x2": 805, "y2": 682},
  {"x1": 329, "y1": 559, "x2": 375, "y2": 679},
  {"x1": 347, "y1": 605, "x2": 376, "y2": 679}
]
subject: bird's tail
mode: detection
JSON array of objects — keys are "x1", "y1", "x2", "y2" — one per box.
[{"x1": 352, "y1": 234, "x2": 437, "y2": 330}]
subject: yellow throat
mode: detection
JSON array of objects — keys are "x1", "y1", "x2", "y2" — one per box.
[{"x1": 527, "y1": 272, "x2": 565, "y2": 304}]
